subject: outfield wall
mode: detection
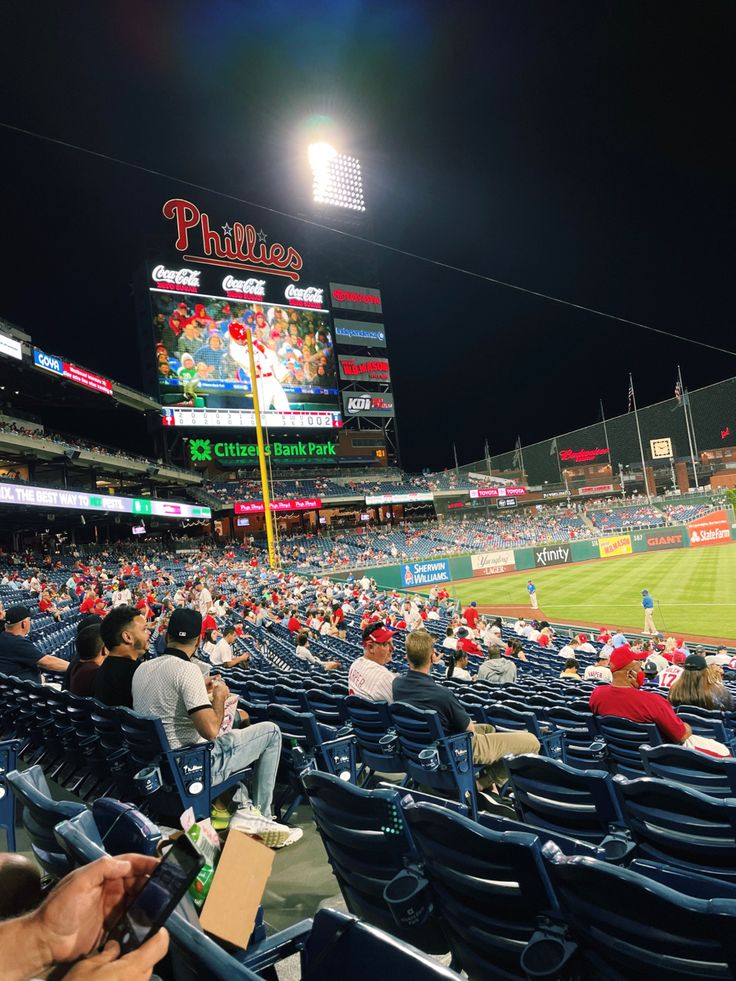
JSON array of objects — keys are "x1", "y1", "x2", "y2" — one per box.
[{"x1": 335, "y1": 508, "x2": 735, "y2": 590}]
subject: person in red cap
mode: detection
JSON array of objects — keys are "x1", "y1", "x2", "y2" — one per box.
[
  {"x1": 589, "y1": 645, "x2": 691, "y2": 744},
  {"x1": 348, "y1": 623, "x2": 396, "y2": 702}
]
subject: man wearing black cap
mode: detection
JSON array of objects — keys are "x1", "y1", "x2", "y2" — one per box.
[
  {"x1": 348, "y1": 622, "x2": 397, "y2": 702},
  {"x1": 0, "y1": 605, "x2": 68, "y2": 682},
  {"x1": 132, "y1": 608, "x2": 296, "y2": 846}
]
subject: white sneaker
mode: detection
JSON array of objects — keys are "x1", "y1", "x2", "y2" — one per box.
[{"x1": 231, "y1": 806, "x2": 303, "y2": 848}]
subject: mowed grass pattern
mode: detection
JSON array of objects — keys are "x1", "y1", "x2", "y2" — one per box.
[{"x1": 452, "y1": 543, "x2": 736, "y2": 641}]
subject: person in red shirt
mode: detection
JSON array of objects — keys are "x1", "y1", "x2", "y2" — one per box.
[
  {"x1": 598, "y1": 627, "x2": 612, "y2": 644},
  {"x1": 286, "y1": 610, "x2": 301, "y2": 634},
  {"x1": 464, "y1": 602, "x2": 480, "y2": 632},
  {"x1": 589, "y1": 645, "x2": 691, "y2": 745},
  {"x1": 201, "y1": 612, "x2": 217, "y2": 638},
  {"x1": 455, "y1": 627, "x2": 482, "y2": 656}
]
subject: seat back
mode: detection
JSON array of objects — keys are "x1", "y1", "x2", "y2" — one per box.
[
  {"x1": 6, "y1": 765, "x2": 85, "y2": 876},
  {"x1": 505, "y1": 753, "x2": 623, "y2": 844},
  {"x1": 344, "y1": 696, "x2": 404, "y2": 775},
  {"x1": 0, "y1": 739, "x2": 21, "y2": 850},
  {"x1": 404, "y1": 802, "x2": 559, "y2": 980},
  {"x1": 301, "y1": 771, "x2": 446, "y2": 954},
  {"x1": 303, "y1": 908, "x2": 458, "y2": 981},
  {"x1": 595, "y1": 716, "x2": 661, "y2": 776},
  {"x1": 640, "y1": 743, "x2": 736, "y2": 798},
  {"x1": 614, "y1": 775, "x2": 736, "y2": 881},
  {"x1": 543, "y1": 842, "x2": 736, "y2": 980}
]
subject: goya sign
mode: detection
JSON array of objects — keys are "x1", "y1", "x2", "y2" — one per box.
[{"x1": 188, "y1": 438, "x2": 337, "y2": 464}]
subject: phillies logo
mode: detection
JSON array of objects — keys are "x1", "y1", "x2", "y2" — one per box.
[
  {"x1": 152, "y1": 265, "x2": 201, "y2": 287},
  {"x1": 284, "y1": 284, "x2": 324, "y2": 306},
  {"x1": 222, "y1": 275, "x2": 266, "y2": 297},
  {"x1": 163, "y1": 198, "x2": 303, "y2": 281}
]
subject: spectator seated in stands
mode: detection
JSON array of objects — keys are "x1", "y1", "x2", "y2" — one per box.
[
  {"x1": 63, "y1": 624, "x2": 106, "y2": 697},
  {"x1": 504, "y1": 638, "x2": 528, "y2": 662},
  {"x1": 347, "y1": 623, "x2": 396, "y2": 701},
  {"x1": 295, "y1": 632, "x2": 341, "y2": 671},
  {"x1": 559, "y1": 658, "x2": 582, "y2": 680},
  {"x1": 392, "y1": 630, "x2": 539, "y2": 792},
  {"x1": 0, "y1": 604, "x2": 68, "y2": 681},
  {"x1": 94, "y1": 606, "x2": 150, "y2": 709},
  {"x1": 209, "y1": 625, "x2": 250, "y2": 669},
  {"x1": 583, "y1": 651, "x2": 612, "y2": 683},
  {"x1": 131, "y1": 608, "x2": 297, "y2": 845},
  {"x1": 590, "y1": 645, "x2": 731, "y2": 757},
  {"x1": 477, "y1": 646, "x2": 517, "y2": 685},
  {"x1": 668, "y1": 653, "x2": 734, "y2": 711},
  {"x1": 445, "y1": 649, "x2": 473, "y2": 682}
]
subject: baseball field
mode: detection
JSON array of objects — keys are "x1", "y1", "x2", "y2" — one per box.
[{"x1": 450, "y1": 542, "x2": 736, "y2": 642}]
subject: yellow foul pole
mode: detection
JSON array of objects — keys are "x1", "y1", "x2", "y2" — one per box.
[{"x1": 245, "y1": 328, "x2": 278, "y2": 569}]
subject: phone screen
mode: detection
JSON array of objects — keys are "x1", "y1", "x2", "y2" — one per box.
[{"x1": 107, "y1": 836, "x2": 204, "y2": 954}]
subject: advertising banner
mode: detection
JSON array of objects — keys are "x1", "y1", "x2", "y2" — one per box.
[
  {"x1": 329, "y1": 282, "x2": 383, "y2": 314},
  {"x1": 333, "y1": 319, "x2": 387, "y2": 348},
  {"x1": 341, "y1": 392, "x2": 395, "y2": 417},
  {"x1": 578, "y1": 484, "x2": 615, "y2": 496},
  {"x1": 401, "y1": 559, "x2": 451, "y2": 587},
  {"x1": 687, "y1": 509, "x2": 732, "y2": 548},
  {"x1": 233, "y1": 498, "x2": 322, "y2": 514},
  {"x1": 33, "y1": 347, "x2": 113, "y2": 396},
  {"x1": 598, "y1": 534, "x2": 633, "y2": 558},
  {"x1": 533, "y1": 544, "x2": 573, "y2": 568},
  {"x1": 470, "y1": 486, "x2": 527, "y2": 499},
  {"x1": 338, "y1": 354, "x2": 391, "y2": 383},
  {"x1": 471, "y1": 549, "x2": 516, "y2": 577},
  {"x1": 635, "y1": 528, "x2": 687, "y2": 552},
  {"x1": 365, "y1": 492, "x2": 433, "y2": 505},
  {"x1": 188, "y1": 437, "x2": 337, "y2": 465},
  {"x1": 0, "y1": 483, "x2": 210, "y2": 520},
  {"x1": 0, "y1": 331, "x2": 22, "y2": 361}
]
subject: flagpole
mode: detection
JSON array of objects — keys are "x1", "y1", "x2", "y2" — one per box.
[
  {"x1": 678, "y1": 365, "x2": 699, "y2": 490},
  {"x1": 453, "y1": 442, "x2": 459, "y2": 479},
  {"x1": 600, "y1": 399, "x2": 611, "y2": 466},
  {"x1": 518, "y1": 437, "x2": 527, "y2": 485},
  {"x1": 484, "y1": 438, "x2": 492, "y2": 477},
  {"x1": 630, "y1": 373, "x2": 651, "y2": 503},
  {"x1": 551, "y1": 438, "x2": 563, "y2": 482}
]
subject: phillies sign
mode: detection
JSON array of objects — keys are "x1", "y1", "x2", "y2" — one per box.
[{"x1": 162, "y1": 198, "x2": 303, "y2": 281}]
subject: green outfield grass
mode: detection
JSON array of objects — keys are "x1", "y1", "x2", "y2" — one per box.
[{"x1": 451, "y1": 543, "x2": 736, "y2": 641}]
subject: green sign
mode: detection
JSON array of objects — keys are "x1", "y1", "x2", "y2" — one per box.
[
  {"x1": 188, "y1": 438, "x2": 337, "y2": 465},
  {"x1": 132, "y1": 499, "x2": 153, "y2": 515}
]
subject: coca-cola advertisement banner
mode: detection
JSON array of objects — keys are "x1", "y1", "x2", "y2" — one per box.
[
  {"x1": 329, "y1": 282, "x2": 383, "y2": 314},
  {"x1": 150, "y1": 269, "x2": 341, "y2": 428},
  {"x1": 338, "y1": 354, "x2": 391, "y2": 383},
  {"x1": 234, "y1": 498, "x2": 323, "y2": 514}
]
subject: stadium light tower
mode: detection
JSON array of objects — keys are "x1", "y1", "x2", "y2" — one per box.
[{"x1": 308, "y1": 142, "x2": 366, "y2": 212}]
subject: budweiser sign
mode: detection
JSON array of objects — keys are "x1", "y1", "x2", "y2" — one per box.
[
  {"x1": 222, "y1": 275, "x2": 266, "y2": 299},
  {"x1": 284, "y1": 284, "x2": 324, "y2": 308},
  {"x1": 560, "y1": 447, "x2": 609, "y2": 463},
  {"x1": 151, "y1": 265, "x2": 201, "y2": 293},
  {"x1": 162, "y1": 198, "x2": 303, "y2": 281}
]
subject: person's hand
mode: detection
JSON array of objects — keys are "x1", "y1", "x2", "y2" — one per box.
[
  {"x1": 62, "y1": 932, "x2": 169, "y2": 980},
  {"x1": 33, "y1": 854, "x2": 159, "y2": 965},
  {"x1": 212, "y1": 679, "x2": 231, "y2": 700}
]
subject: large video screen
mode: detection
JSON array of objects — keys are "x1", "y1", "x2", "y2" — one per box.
[{"x1": 151, "y1": 289, "x2": 342, "y2": 429}]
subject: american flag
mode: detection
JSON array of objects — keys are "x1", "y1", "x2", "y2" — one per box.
[
  {"x1": 627, "y1": 379, "x2": 634, "y2": 413},
  {"x1": 674, "y1": 378, "x2": 683, "y2": 404}
]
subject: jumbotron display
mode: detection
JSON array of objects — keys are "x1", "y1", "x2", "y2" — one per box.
[
  {"x1": 0, "y1": 482, "x2": 211, "y2": 519},
  {"x1": 152, "y1": 284, "x2": 342, "y2": 429}
]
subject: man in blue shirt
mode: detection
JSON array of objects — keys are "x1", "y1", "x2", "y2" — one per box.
[
  {"x1": 527, "y1": 580, "x2": 538, "y2": 609},
  {"x1": 0, "y1": 605, "x2": 69, "y2": 682},
  {"x1": 641, "y1": 589, "x2": 657, "y2": 635}
]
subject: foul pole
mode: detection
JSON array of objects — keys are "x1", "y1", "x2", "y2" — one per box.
[{"x1": 246, "y1": 328, "x2": 278, "y2": 569}]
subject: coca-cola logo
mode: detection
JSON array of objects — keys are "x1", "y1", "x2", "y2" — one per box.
[
  {"x1": 152, "y1": 265, "x2": 201, "y2": 287},
  {"x1": 162, "y1": 198, "x2": 303, "y2": 281},
  {"x1": 284, "y1": 284, "x2": 324, "y2": 306},
  {"x1": 222, "y1": 275, "x2": 266, "y2": 296}
]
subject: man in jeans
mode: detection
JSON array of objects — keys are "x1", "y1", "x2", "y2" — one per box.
[
  {"x1": 131, "y1": 608, "x2": 300, "y2": 847},
  {"x1": 392, "y1": 629, "x2": 540, "y2": 797}
]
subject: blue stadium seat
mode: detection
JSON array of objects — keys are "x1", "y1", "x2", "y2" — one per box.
[
  {"x1": 593, "y1": 716, "x2": 662, "y2": 777},
  {"x1": 401, "y1": 801, "x2": 560, "y2": 980},
  {"x1": 343, "y1": 696, "x2": 407, "y2": 785},
  {"x1": 613, "y1": 774, "x2": 736, "y2": 881},
  {"x1": 301, "y1": 770, "x2": 448, "y2": 954},
  {"x1": 542, "y1": 841, "x2": 736, "y2": 980},
  {"x1": 0, "y1": 739, "x2": 21, "y2": 850},
  {"x1": 640, "y1": 742, "x2": 736, "y2": 797}
]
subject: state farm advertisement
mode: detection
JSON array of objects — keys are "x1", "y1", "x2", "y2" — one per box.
[
  {"x1": 469, "y1": 487, "x2": 527, "y2": 499},
  {"x1": 687, "y1": 509, "x2": 732, "y2": 548},
  {"x1": 338, "y1": 354, "x2": 391, "y2": 383},
  {"x1": 598, "y1": 534, "x2": 633, "y2": 558},
  {"x1": 234, "y1": 498, "x2": 322, "y2": 514},
  {"x1": 471, "y1": 549, "x2": 516, "y2": 577}
]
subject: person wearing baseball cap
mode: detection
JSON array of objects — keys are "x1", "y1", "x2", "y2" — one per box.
[
  {"x1": 0, "y1": 604, "x2": 69, "y2": 682},
  {"x1": 348, "y1": 622, "x2": 396, "y2": 702},
  {"x1": 589, "y1": 643, "x2": 692, "y2": 745}
]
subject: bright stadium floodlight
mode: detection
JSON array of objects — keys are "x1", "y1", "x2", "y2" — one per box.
[{"x1": 308, "y1": 142, "x2": 366, "y2": 213}]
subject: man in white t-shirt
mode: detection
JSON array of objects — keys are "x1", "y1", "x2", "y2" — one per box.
[
  {"x1": 583, "y1": 654, "x2": 613, "y2": 684},
  {"x1": 210, "y1": 626, "x2": 250, "y2": 669},
  {"x1": 348, "y1": 623, "x2": 396, "y2": 702},
  {"x1": 442, "y1": 627, "x2": 458, "y2": 651}
]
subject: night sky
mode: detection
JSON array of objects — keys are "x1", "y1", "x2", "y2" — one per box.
[{"x1": 2, "y1": 1, "x2": 734, "y2": 472}]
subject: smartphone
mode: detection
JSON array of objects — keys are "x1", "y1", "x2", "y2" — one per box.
[{"x1": 107, "y1": 835, "x2": 205, "y2": 954}]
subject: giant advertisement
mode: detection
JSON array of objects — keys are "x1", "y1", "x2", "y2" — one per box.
[
  {"x1": 341, "y1": 392, "x2": 395, "y2": 418},
  {"x1": 333, "y1": 319, "x2": 387, "y2": 349},
  {"x1": 598, "y1": 534, "x2": 633, "y2": 558},
  {"x1": 338, "y1": 354, "x2": 391, "y2": 383},
  {"x1": 471, "y1": 549, "x2": 516, "y2": 577},
  {"x1": 401, "y1": 559, "x2": 451, "y2": 587},
  {"x1": 687, "y1": 509, "x2": 732, "y2": 547}
]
